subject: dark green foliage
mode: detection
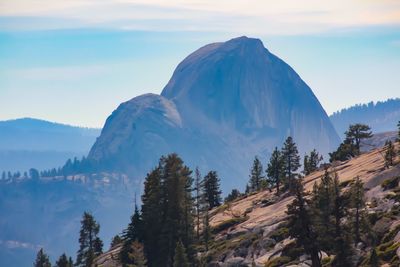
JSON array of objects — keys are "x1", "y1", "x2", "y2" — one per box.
[
  {"x1": 203, "y1": 210, "x2": 211, "y2": 252},
  {"x1": 141, "y1": 154, "x2": 195, "y2": 267},
  {"x1": 121, "y1": 240, "x2": 147, "y2": 267},
  {"x1": 110, "y1": 235, "x2": 122, "y2": 248},
  {"x1": 248, "y1": 156, "x2": 264, "y2": 192},
  {"x1": 384, "y1": 140, "x2": 396, "y2": 168},
  {"x1": 194, "y1": 167, "x2": 202, "y2": 240},
  {"x1": 224, "y1": 189, "x2": 241, "y2": 203},
  {"x1": 173, "y1": 241, "x2": 190, "y2": 267},
  {"x1": 397, "y1": 121, "x2": 400, "y2": 143},
  {"x1": 281, "y1": 137, "x2": 301, "y2": 192},
  {"x1": 286, "y1": 179, "x2": 321, "y2": 267},
  {"x1": 269, "y1": 225, "x2": 289, "y2": 242},
  {"x1": 33, "y1": 248, "x2": 51, "y2": 267},
  {"x1": 331, "y1": 174, "x2": 353, "y2": 267},
  {"x1": 303, "y1": 149, "x2": 323, "y2": 176},
  {"x1": 120, "y1": 204, "x2": 143, "y2": 266},
  {"x1": 369, "y1": 247, "x2": 379, "y2": 267},
  {"x1": 349, "y1": 176, "x2": 364, "y2": 244},
  {"x1": 55, "y1": 253, "x2": 73, "y2": 267},
  {"x1": 211, "y1": 216, "x2": 248, "y2": 234},
  {"x1": 345, "y1": 123, "x2": 373, "y2": 155},
  {"x1": 29, "y1": 168, "x2": 40, "y2": 180},
  {"x1": 381, "y1": 176, "x2": 400, "y2": 190},
  {"x1": 266, "y1": 147, "x2": 284, "y2": 195},
  {"x1": 203, "y1": 171, "x2": 222, "y2": 209},
  {"x1": 75, "y1": 212, "x2": 103, "y2": 267},
  {"x1": 330, "y1": 123, "x2": 372, "y2": 162}
]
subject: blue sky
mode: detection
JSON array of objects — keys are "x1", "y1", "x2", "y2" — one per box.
[{"x1": 0, "y1": 0, "x2": 399, "y2": 127}]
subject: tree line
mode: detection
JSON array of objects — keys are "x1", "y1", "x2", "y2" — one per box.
[{"x1": 32, "y1": 121, "x2": 400, "y2": 267}]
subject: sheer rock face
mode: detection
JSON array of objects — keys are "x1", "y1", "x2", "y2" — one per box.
[{"x1": 88, "y1": 36, "x2": 340, "y2": 191}]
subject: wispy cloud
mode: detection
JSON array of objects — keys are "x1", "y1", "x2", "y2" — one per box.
[{"x1": 0, "y1": 0, "x2": 399, "y2": 34}]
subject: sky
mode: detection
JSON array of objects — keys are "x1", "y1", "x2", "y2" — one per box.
[{"x1": 0, "y1": 0, "x2": 399, "y2": 128}]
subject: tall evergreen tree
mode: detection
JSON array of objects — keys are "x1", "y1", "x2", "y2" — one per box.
[
  {"x1": 173, "y1": 241, "x2": 190, "y2": 267},
  {"x1": 384, "y1": 140, "x2": 395, "y2": 168},
  {"x1": 55, "y1": 253, "x2": 73, "y2": 267},
  {"x1": 141, "y1": 167, "x2": 163, "y2": 267},
  {"x1": 369, "y1": 247, "x2": 379, "y2": 267},
  {"x1": 350, "y1": 176, "x2": 364, "y2": 244},
  {"x1": 1, "y1": 171, "x2": 5, "y2": 180},
  {"x1": 331, "y1": 174, "x2": 353, "y2": 267},
  {"x1": 194, "y1": 167, "x2": 203, "y2": 240},
  {"x1": 203, "y1": 171, "x2": 222, "y2": 209},
  {"x1": 345, "y1": 123, "x2": 372, "y2": 155},
  {"x1": 286, "y1": 179, "x2": 321, "y2": 267},
  {"x1": 34, "y1": 248, "x2": 51, "y2": 267},
  {"x1": 248, "y1": 156, "x2": 264, "y2": 192},
  {"x1": 203, "y1": 210, "x2": 211, "y2": 252},
  {"x1": 397, "y1": 121, "x2": 400, "y2": 143},
  {"x1": 120, "y1": 202, "x2": 143, "y2": 266},
  {"x1": 141, "y1": 154, "x2": 195, "y2": 267},
  {"x1": 110, "y1": 235, "x2": 122, "y2": 248},
  {"x1": 311, "y1": 170, "x2": 335, "y2": 252},
  {"x1": 266, "y1": 147, "x2": 284, "y2": 195},
  {"x1": 303, "y1": 149, "x2": 323, "y2": 176},
  {"x1": 281, "y1": 137, "x2": 301, "y2": 191},
  {"x1": 75, "y1": 212, "x2": 103, "y2": 267}
]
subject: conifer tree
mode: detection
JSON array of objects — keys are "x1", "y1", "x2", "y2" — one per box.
[
  {"x1": 34, "y1": 248, "x2": 51, "y2": 267},
  {"x1": 55, "y1": 253, "x2": 73, "y2": 267},
  {"x1": 110, "y1": 235, "x2": 122, "y2": 248},
  {"x1": 203, "y1": 210, "x2": 211, "y2": 252},
  {"x1": 287, "y1": 179, "x2": 321, "y2": 267},
  {"x1": 369, "y1": 247, "x2": 379, "y2": 267},
  {"x1": 384, "y1": 140, "x2": 395, "y2": 168},
  {"x1": 303, "y1": 149, "x2": 323, "y2": 176},
  {"x1": 397, "y1": 121, "x2": 400, "y2": 143},
  {"x1": 203, "y1": 171, "x2": 222, "y2": 209},
  {"x1": 248, "y1": 156, "x2": 264, "y2": 192},
  {"x1": 311, "y1": 170, "x2": 335, "y2": 251},
  {"x1": 266, "y1": 147, "x2": 284, "y2": 195},
  {"x1": 331, "y1": 174, "x2": 353, "y2": 267},
  {"x1": 1, "y1": 171, "x2": 5, "y2": 180},
  {"x1": 141, "y1": 167, "x2": 163, "y2": 267},
  {"x1": 345, "y1": 123, "x2": 372, "y2": 155},
  {"x1": 194, "y1": 167, "x2": 203, "y2": 240},
  {"x1": 224, "y1": 189, "x2": 241, "y2": 203},
  {"x1": 75, "y1": 212, "x2": 103, "y2": 267},
  {"x1": 350, "y1": 176, "x2": 364, "y2": 244},
  {"x1": 121, "y1": 203, "x2": 143, "y2": 266},
  {"x1": 173, "y1": 241, "x2": 190, "y2": 267},
  {"x1": 281, "y1": 137, "x2": 301, "y2": 191}
]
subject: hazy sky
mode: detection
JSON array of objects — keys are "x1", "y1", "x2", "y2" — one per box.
[{"x1": 1, "y1": 0, "x2": 399, "y2": 127}]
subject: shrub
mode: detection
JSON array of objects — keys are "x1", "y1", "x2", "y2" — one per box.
[
  {"x1": 265, "y1": 256, "x2": 291, "y2": 267},
  {"x1": 381, "y1": 176, "x2": 400, "y2": 191},
  {"x1": 211, "y1": 216, "x2": 248, "y2": 234}
]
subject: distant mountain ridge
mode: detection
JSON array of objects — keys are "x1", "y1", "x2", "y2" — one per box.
[
  {"x1": 0, "y1": 118, "x2": 100, "y2": 172},
  {"x1": 330, "y1": 98, "x2": 400, "y2": 138},
  {"x1": 89, "y1": 36, "x2": 341, "y2": 191}
]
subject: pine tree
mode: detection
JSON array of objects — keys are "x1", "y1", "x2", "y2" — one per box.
[
  {"x1": 369, "y1": 247, "x2": 379, "y2": 267},
  {"x1": 248, "y1": 156, "x2": 264, "y2": 192},
  {"x1": 224, "y1": 189, "x2": 241, "y2": 203},
  {"x1": 203, "y1": 171, "x2": 222, "y2": 209},
  {"x1": 331, "y1": 174, "x2": 353, "y2": 267},
  {"x1": 311, "y1": 169, "x2": 335, "y2": 252},
  {"x1": 286, "y1": 179, "x2": 321, "y2": 267},
  {"x1": 303, "y1": 149, "x2": 323, "y2": 176},
  {"x1": 55, "y1": 253, "x2": 73, "y2": 267},
  {"x1": 141, "y1": 167, "x2": 163, "y2": 267},
  {"x1": 194, "y1": 167, "x2": 203, "y2": 240},
  {"x1": 120, "y1": 203, "x2": 143, "y2": 266},
  {"x1": 173, "y1": 241, "x2": 190, "y2": 267},
  {"x1": 34, "y1": 248, "x2": 51, "y2": 267},
  {"x1": 203, "y1": 210, "x2": 211, "y2": 252},
  {"x1": 1, "y1": 171, "x2": 5, "y2": 180},
  {"x1": 110, "y1": 235, "x2": 122, "y2": 248},
  {"x1": 349, "y1": 176, "x2": 364, "y2": 244},
  {"x1": 397, "y1": 121, "x2": 400, "y2": 143},
  {"x1": 266, "y1": 147, "x2": 284, "y2": 195},
  {"x1": 281, "y1": 137, "x2": 301, "y2": 192},
  {"x1": 75, "y1": 212, "x2": 103, "y2": 267},
  {"x1": 384, "y1": 140, "x2": 395, "y2": 168},
  {"x1": 345, "y1": 123, "x2": 372, "y2": 155}
]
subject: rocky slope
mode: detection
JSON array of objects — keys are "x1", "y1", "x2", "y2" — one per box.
[
  {"x1": 95, "y1": 143, "x2": 400, "y2": 267},
  {"x1": 88, "y1": 36, "x2": 340, "y2": 192}
]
